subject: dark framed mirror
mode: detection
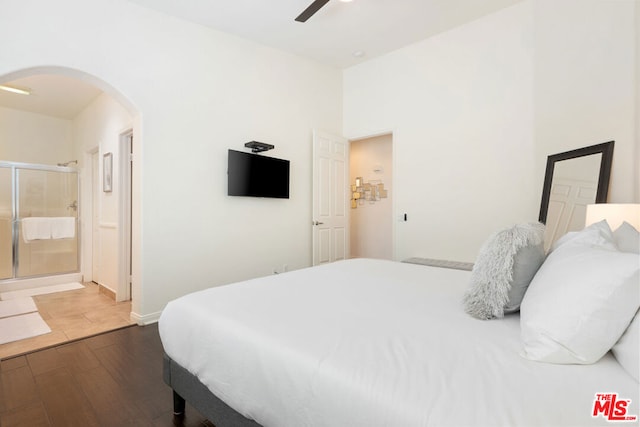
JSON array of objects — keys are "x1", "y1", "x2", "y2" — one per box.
[{"x1": 539, "y1": 141, "x2": 614, "y2": 249}]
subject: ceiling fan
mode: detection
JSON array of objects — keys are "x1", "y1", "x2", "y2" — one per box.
[
  {"x1": 295, "y1": 0, "x2": 330, "y2": 22},
  {"x1": 296, "y1": 0, "x2": 351, "y2": 23}
]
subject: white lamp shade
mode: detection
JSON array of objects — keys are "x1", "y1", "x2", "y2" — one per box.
[{"x1": 585, "y1": 204, "x2": 640, "y2": 230}]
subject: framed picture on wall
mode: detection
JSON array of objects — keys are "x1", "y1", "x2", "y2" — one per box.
[{"x1": 103, "y1": 152, "x2": 113, "y2": 192}]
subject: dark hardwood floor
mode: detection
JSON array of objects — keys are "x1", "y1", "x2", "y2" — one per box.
[{"x1": 0, "y1": 323, "x2": 213, "y2": 426}]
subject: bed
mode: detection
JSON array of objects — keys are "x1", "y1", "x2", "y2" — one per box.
[{"x1": 159, "y1": 233, "x2": 639, "y2": 427}]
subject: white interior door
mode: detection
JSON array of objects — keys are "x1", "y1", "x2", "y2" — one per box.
[
  {"x1": 544, "y1": 177, "x2": 597, "y2": 251},
  {"x1": 312, "y1": 130, "x2": 348, "y2": 265}
]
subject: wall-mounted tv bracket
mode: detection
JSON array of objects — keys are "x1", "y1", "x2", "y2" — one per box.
[{"x1": 245, "y1": 141, "x2": 275, "y2": 153}]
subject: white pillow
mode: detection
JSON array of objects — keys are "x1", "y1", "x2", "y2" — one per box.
[
  {"x1": 520, "y1": 222, "x2": 640, "y2": 364},
  {"x1": 549, "y1": 219, "x2": 617, "y2": 253},
  {"x1": 612, "y1": 309, "x2": 639, "y2": 382},
  {"x1": 614, "y1": 221, "x2": 640, "y2": 254}
]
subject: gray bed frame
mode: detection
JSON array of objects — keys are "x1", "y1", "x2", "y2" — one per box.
[{"x1": 163, "y1": 353, "x2": 261, "y2": 426}]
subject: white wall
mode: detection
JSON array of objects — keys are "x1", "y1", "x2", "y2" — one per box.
[
  {"x1": 533, "y1": 0, "x2": 637, "y2": 204},
  {"x1": 0, "y1": 0, "x2": 342, "y2": 321},
  {"x1": 349, "y1": 134, "x2": 393, "y2": 259},
  {"x1": 344, "y1": 1, "x2": 535, "y2": 263},
  {"x1": 0, "y1": 106, "x2": 73, "y2": 165},
  {"x1": 73, "y1": 93, "x2": 132, "y2": 292},
  {"x1": 344, "y1": 0, "x2": 639, "y2": 263}
]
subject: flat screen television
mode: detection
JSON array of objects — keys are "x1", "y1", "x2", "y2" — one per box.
[{"x1": 227, "y1": 149, "x2": 290, "y2": 199}]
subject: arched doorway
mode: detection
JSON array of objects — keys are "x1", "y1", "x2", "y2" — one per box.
[{"x1": 0, "y1": 66, "x2": 142, "y2": 356}]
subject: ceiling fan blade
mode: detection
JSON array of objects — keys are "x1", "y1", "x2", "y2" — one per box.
[{"x1": 295, "y1": 0, "x2": 331, "y2": 22}]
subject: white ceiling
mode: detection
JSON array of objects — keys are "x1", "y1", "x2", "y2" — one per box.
[
  {"x1": 0, "y1": 0, "x2": 522, "y2": 119},
  {"x1": 128, "y1": 0, "x2": 522, "y2": 68},
  {"x1": 0, "y1": 74, "x2": 102, "y2": 120}
]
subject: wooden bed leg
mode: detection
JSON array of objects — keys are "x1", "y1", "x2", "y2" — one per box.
[{"x1": 173, "y1": 390, "x2": 186, "y2": 417}]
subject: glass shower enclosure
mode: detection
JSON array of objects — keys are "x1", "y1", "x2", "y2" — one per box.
[{"x1": 0, "y1": 162, "x2": 79, "y2": 280}]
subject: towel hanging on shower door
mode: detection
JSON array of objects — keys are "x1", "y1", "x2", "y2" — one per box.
[
  {"x1": 50, "y1": 217, "x2": 75, "y2": 239},
  {"x1": 21, "y1": 217, "x2": 76, "y2": 242}
]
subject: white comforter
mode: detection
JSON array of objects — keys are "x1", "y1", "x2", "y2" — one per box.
[{"x1": 159, "y1": 258, "x2": 639, "y2": 427}]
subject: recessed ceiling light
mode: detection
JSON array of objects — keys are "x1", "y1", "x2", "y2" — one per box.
[
  {"x1": 352, "y1": 50, "x2": 366, "y2": 58},
  {"x1": 0, "y1": 84, "x2": 31, "y2": 95}
]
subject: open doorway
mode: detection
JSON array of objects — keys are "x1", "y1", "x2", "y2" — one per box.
[
  {"x1": 349, "y1": 133, "x2": 393, "y2": 259},
  {"x1": 0, "y1": 67, "x2": 139, "y2": 358},
  {"x1": 88, "y1": 129, "x2": 133, "y2": 303}
]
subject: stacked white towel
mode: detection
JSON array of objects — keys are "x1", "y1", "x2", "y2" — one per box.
[{"x1": 22, "y1": 217, "x2": 76, "y2": 242}]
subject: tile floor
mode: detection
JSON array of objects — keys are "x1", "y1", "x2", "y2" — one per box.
[{"x1": 0, "y1": 282, "x2": 134, "y2": 360}]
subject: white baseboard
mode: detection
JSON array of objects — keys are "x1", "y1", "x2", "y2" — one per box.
[{"x1": 130, "y1": 310, "x2": 161, "y2": 325}]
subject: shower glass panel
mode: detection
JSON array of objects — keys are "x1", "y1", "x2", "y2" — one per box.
[
  {"x1": 0, "y1": 166, "x2": 12, "y2": 279},
  {"x1": 16, "y1": 168, "x2": 79, "y2": 277}
]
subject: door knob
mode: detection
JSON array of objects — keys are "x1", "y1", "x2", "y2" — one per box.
[{"x1": 313, "y1": 220, "x2": 324, "y2": 226}]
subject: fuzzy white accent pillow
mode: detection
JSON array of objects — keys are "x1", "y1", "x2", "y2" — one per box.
[
  {"x1": 520, "y1": 221, "x2": 640, "y2": 364},
  {"x1": 463, "y1": 223, "x2": 545, "y2": 320}
]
